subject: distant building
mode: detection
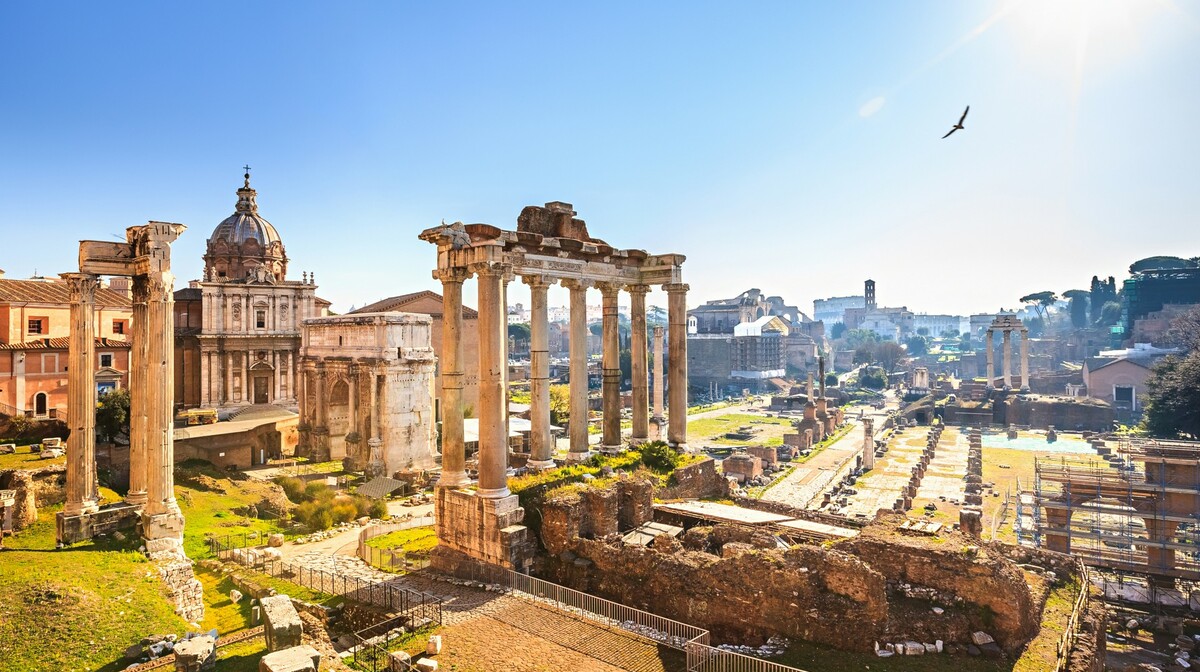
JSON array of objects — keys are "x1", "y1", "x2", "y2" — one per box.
[
  {"x1": 0, "y1": 274, "x2": 133, "y2": 417},
  {"x1": 1130, "y1": 303, "x2": 1198, "y2": 346},
  {"x1": 813, "y1": 295, "x2": 865, "y2": 325},
  {"x1": 912, "y1": 314, "x2": 966, "y2": 337},
  {"x1": 1122, "y1": 266, "x2": 1200, "y2": 337},
  {"x1": 1083, "y1": 343, "x2": 1179, "y2": 417},
  {"x1": 841, "y1": 280, "x2": 913, "y2": 340}
]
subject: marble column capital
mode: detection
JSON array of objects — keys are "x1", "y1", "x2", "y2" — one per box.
[
  {"x1": 61, "y1": 273, "x2": 100, "y2": 303},
  {"x1": 521, "y1": 274, "x2": 556, "y2": 290},
  {"x1": 434, "y1": 267, "x2": 472, "y2": 284},
  {"x1": 468, "y1": 261, "x2": 510, "y2": 278},
  {"x1": 663, "y1": 282, "x2": 690, "y2": 294},
  {"x1": 595, "y1": 281, "x2": 622, "y2": 297},
  {"x1": 560, "y1": 278, "x2": 593, "y2": 292},
  {"x1": 626, "y1": 284, "x2": 650, "y2": 297}
]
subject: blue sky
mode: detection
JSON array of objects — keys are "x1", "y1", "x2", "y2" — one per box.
[{"x1": 1, "y1": 1, "x2": 1196, "y2": 317}]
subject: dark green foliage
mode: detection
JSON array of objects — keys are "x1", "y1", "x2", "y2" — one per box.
[
  {"x1": 95, "y1": 387, "x2": 130, "y2": 443},
  {"x1": 825, "y1": 373, "x2": 838, "y2": 387},
  {"x1": 853, "y1": 344, "x2": 875, "y2": 366},
  {"x1": 859, "y1": 369, "x2": 887, "y2": 390},
  {"x1": 1020, "y1": 291, "x2": 1058, "y2": 323},
  {"x1": 1129, "y1": 256, "x2": 1198, "y2": 273},
  {"x1": 507, "y1": 322, "x2": 530, "y2": 343},
  {"x1": 830, "y1": 322, "x2": 846, "y2": 339},
  {"x1": 640, "y1": 440, "x2": 679, "y2": 473},
  {"x1": 905, "y1": 335, "x2": 928, "y2": 357},
  {"x1": 1143, "y1": 354, "x2": 1200, "y2": 440},
  {"x1": 876, "y1": 341, "x2": 905, "y2": 373},
  {"x1": 1090, "y1": 276, "x2": 1118, "y2": 323},
  {"x1": 1097, "y1": 301, "x2": 1122, "y2": 327}
]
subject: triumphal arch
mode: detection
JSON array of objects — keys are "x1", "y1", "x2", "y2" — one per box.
[{"x1": 420, "y1": 201, "x2": 688, "y2": 569}]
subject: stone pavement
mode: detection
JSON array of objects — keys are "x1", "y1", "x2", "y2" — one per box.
[{"x1": 760, "y1": 418, "x2": 869, "y2": 508}]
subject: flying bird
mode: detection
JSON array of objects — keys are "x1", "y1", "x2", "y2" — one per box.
[{"x1": 941, "y1": 105, "x2": 969, "y2": 139}]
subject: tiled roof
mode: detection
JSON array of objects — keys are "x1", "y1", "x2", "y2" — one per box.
[
  {"x1": 0, "y1": 337, "x2": 132, "y2": 351},
  {"x1": 0, "y1": 278, "x2": 131, "y2": 308},
  {"x1": 351, "y1": 290, "x2": 478, "y2": 318}
]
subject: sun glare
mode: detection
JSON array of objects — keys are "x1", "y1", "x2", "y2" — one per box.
[{"x1": 1003, "y1": 0, "x2": 1162, "y2": 71}]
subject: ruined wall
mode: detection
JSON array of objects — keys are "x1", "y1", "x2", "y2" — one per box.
[
  {"x1": 541, "y1": 476, "x2": 655, "y2": 556},
  {"x1": 998, "y1": 397, "x2": 1114, "y2": 432},
  {"x1": 656, "y1": 457, "x2": 729, "y2": 500},
  {"x1": 0, "y1": 464, "x2": 66, "y2": 529}
]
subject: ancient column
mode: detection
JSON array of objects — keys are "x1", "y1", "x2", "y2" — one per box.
[
  {"x1": 436, "y1": 268, "x2": 470, "y2": 487},
  {"x1": 598, "y1": 282, "x2": 622, "y2": 451},
  {"x1": 665, "y1": 283, "x2": 690, "y2": 450},
  {"x1": 199, "y1": 349, "x2": 210, "y2": 408},
  {"x1": 564, "y1": 279, "x2": 592, "y2": 461},
  {"x1": 126, "y1": 275, "x2": 149, "y2": 506},
  {"x1": 651, "y1": 325, "x2": 665, "y2": 424},
  {"x1": 501, "y1": 270, "x2": 512, "y2": 453},
  {"x1": 985, "y1": 329, "x2": 995, "y2": 388},
  {"x1": 473, "y1": 262, "x2": 510, "y2": 498},
  {"x1": 62, "y1": 273, "x2": 101, "y2": 517},
  {"x1": 141, "y1": 223, "x2": 187, "y2": 553},
  {"x1": 1002, "y1": 329, "x2": 1013, "y2": 389},
  {"x1": 629, "y1": 284, "x2": 649, "y2": 443},
  {"x1": 1020, "y1": 328, "x2": 1030, "y2": 392},
  {"x1": 224, "y1": 351, "x2": 233, "y2": 403},
  {"x1": 524, "y1": 275, "x2": 555, "y2": 469},
  {"x1": 862, "y1": 418, "x2": 875, "y2": 470}
]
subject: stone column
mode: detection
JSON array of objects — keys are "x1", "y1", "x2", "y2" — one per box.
[
  {"x1": 473, "y1": 262, "x2": 510, "y2": 498},
  {"x1": 224, "y1": 351, "x2": 233, "y2": 404},
  {"x1": 1020, "y1": 328, "x2": 1030, "y2": 392},
  {"x1": 524, "y1": 275, "x2": 555, "y2": 469},
  {"x1": 436, "y1": 268, "x2": 470, "y2": 487},
  {"x1": 652, "y1": 325, "x2": 665, "y2": 423},
  {"x1": 62, "y1": 273, "x2": 100, "y2": 517},
  {"x1": 985, "y1": 330, "x2": 995, "y2": 388},
  {"x1": 286, "y1": 350, "x2": 295, "y2": 403},
  {"x1": 665, "y1": 283, "x2": 689, "y2": 450},
  {"x1": 1002, "y1": 329, "x2": 1013, "y2": 389},
  {"x1": 862, "y1": 418, "x2": 875, "y2": 470},
  {"x1": 199, "y1": 349, "x2": 210, "y2": 408},
  {"x1": 563, "y1": 279, "x2": 592, "y2": 461},
  {"x1": 598, "y1": 282, "x2": 622, "y2": 451},
  {"x1": 244, "y1": 351, "x2": 252, "y2": 402},
  {"x1": 126, "y1": 275, "x2": 149, "y2": 506},
  {"x1": 629, "y1": 284, "x2": 649, "y2": 443}
]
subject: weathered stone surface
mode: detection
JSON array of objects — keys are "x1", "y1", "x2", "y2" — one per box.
[
  {"x1": 261, "y1": 594, "x2": 304, "y2": 652},
  {"x1": 258, "y1": 644, "x2": 321, "y2": 672},
  {"x1": 173, "y1": 635, "x2": 216, "y2": 672},
  {"x1": 656, "y1": 458, "x2": 728, "y2": 500},
  {"x1": 414, "y1": 657, "x2": 439, "y2": 672}
]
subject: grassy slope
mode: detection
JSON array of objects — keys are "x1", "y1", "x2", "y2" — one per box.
[
  {"x1": 687, "y1": 413, "x2": 794, "y2": 447},
  {"x1": 364, "y1": 526, "x2": 438, "y2": 554},
  {"x1": 174, "y1": 461, "x2": 287, "y2": 559},
  {"x1": 0, "y1": 450, "x2": 66, "y2": 470}
]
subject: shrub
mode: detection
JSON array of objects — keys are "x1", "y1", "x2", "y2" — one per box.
[
  {"x1": 351, "y1": 495, "x2": 372, "y2": 518},
  {"x1": 275, "y1": 476, "x2": 305, "y2": 503},
  {"x1": 331, "y1": 503, "x2": 358, "y2": 525},
  {"x1": 304, "y1": 481, "x2": 333, "y2": 502},
  {"x1": 368, "y1": 500, "x2": 389, "y2": 520},
  {"x1": 640, "y1": 441, "x2": 679, "y2": 474}
]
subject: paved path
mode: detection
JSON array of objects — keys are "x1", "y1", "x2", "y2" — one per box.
[{"x1": 760, "y1": 419, "x2": 868, "y2": 508}]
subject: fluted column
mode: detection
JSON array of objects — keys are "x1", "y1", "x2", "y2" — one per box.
[
  {"x1": 126, "y1": 275, "x2": 149, "y2": 506},
  {"x1": 652, "y1": 325, "x2": 665, "y2": 422},
  {"x1": 564, "y1": 279, "x2": 592, "y2": 461},
  {"x1": 985, "y1": 330, "x2": 995, "y2": 388},
  {"x1": 62, "y1": 273, "x2": 100, "y2": 517},
  {"x1": 1020, "y1": 328, "x2": 1031, "y2": 392},
  {"x1": 224, "y1": 351, "x2": 233, "y2": 403},
  {"x1": 524, "y1": 275, "x2": 555, "y2": 469},
  {"x1": 665, "y1": 283, "x2": 690, "y2": 450},
  {"x1": 436, "y1": 268, "x2": 470, "y2": 487},
  {"x1": 629, "y1": 284, "x2": 649, "y2": 443},
  {"x1": 144, "y1": 269, "x2": 180, "y2": 518},
  {"x1": 598, "y1": 282, "x2": 622, "y2": 451},
  {"x1": 474, "y1": 262, "x2": 510, "y2": 498},
  {"x1": 1002, "y1": 329, "x2": 1013, "y2": 390}
]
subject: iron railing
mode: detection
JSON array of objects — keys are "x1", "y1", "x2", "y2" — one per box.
[{"x1": 356, "y1": 515, "x2": 436, "y2": 573}]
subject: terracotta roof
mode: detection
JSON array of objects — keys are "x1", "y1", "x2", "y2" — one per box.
[
  {"x1": 0, "y1": 337, "x2": 132, "y2": 351},
  {"x1": 0, "y1": 278, "x2": 131, "y2": 308},
  {"x1": 350, "y1": 290, "x2": 478, "y2": 318}
]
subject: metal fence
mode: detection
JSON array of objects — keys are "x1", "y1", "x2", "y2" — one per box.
[
  {"x1": 1053, "y1": 561, "x2": 1092, "y2": 672},
  {"x1": 209, "y1": 536, "x2": 442, "y2": 627},
  {"x1": 459, "y1": 562, "x2": 811, "y2": 672},
  {"x1": 356, "y1": 515, "x2": 436, "y2": 573}
]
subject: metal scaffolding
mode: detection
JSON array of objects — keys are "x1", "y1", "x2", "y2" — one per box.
[{"x1": 1020, "y1": 438, "x2": 1200, "y2": 581}]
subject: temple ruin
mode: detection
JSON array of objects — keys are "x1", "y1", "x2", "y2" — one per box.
[
  {"x1": 420, "y1": 201, "x2": 688, "y2": 570},
  {"x1": 985, "y1": 315, "x2": 1030, "y2": 391}
]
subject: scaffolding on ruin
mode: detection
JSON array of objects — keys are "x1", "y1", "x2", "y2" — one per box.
[{"x1": 1019, "y1": 438, "x2": 1200, "y2": 583}]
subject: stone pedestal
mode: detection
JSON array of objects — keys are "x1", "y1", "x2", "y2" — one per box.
[
  {"x1": 259, "y1": 645, "x2": 321, "y2": 672},
  {"x1": 174, "y1": 635, "x2": 216, "y2": 672},
  {"x1": 433, "y1": 487, "x2": 533, "y2": 570},
  {"x1": 262, "y1": 594, "x2": 304, "y2": 652}
]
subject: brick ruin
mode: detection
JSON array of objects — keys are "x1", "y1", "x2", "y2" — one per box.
[{"x1": 525, "y1": 474, "x2": 1093, "y2": 661}]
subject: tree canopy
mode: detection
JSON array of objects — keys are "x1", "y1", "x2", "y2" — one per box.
[
  {"x1": 904, "y1": 335, "x2": 929, "y2": 357},
  {"x1": 1142, "y1": 354, "x2": 1200, "y2": 440},
  {"x1": 96, "y1": 388, "x2": 130, "y2": 443},
  {"x1": 1129, "y1": 256, "x2": 1198, "y2": 273},
  {"x1": 876, "y1": 341, "x2": 906, "y2": 373},
  {"x1": 1019, "y1": 291, "x2": 1058, "y2": 323}
]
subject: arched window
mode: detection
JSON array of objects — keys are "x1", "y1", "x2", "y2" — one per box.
[
  {"x1": 34, "y1": 392, "x2": 48, "y2": 416},
  {"x1": 329, "y1": 380, "x2": 350, "y2": 406}
]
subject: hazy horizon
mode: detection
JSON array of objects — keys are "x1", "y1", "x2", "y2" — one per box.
[{"x1": 2, "y1": 1, "x2": 1197, "y2": 317}]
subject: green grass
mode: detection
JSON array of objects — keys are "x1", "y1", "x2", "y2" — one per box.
[
  {"x1": 0, "y1": 507, "x2": 189, "y2": 672},
  {"x1": 0, "y1": 449, "x2": 66, "y2": 470},
  {"x1": 195, "y1": 567, "x2": 255, "y2": 635},
  {"x1": 364, "y1": 526, "x2": 438, "y2": 556},
  {"x1": 686, "y1": 413, "x2": 794, "y2": 446},
  {"x1": 174, "y1": 461, "x2": 287, "y2": 559},
  {"x1": 215, "y1": 637, "x2": 267, "y2": 672}
]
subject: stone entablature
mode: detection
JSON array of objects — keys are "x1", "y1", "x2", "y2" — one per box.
[{"x1": 298, "y1": 313, "x2": 437, "y2": 475}]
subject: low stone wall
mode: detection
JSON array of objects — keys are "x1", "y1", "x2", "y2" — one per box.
[
  {"x1": 997, "y1": 396, "x2": 1113, "y2": 432},
  {"x1": 656, "y1": 457, "x2": 729, "y2": 500},
  {"x1": 540, "y1": 476, "x2": 654, "y2": 555}
]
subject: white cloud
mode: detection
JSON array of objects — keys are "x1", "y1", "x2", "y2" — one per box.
[{"x1": 859, "y1": 96, "x2": 886, "y2": 118}]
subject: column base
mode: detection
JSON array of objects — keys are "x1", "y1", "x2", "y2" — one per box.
[
  {"x1": 629, "y1": 434, "x2": 649, "y2": 445},
  {"x1": 125, "y1": 491, "x2": 148, "y2": 507},
  {"x1": 525, "y1": 459, "x2": 557, "y2": 470},
  {"x1": 669, "y1": 442, "x2": 692, "y2": 454},
  {"x1": 476, "y1": 486, "x2": 512, "y2": 499},
  {"x1": 566, "y1": 450, "x2": 593, "y2": 463},
  {"x1": 437, "y1": 471, "x2": 472, "y2": 488},
  {"x1": 598, "y1": 444, "x2": 624, "y2": 455}
]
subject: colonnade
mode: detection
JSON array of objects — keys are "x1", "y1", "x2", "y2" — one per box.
[
  {"x1": 435, "y1": 266, "x2": 689, "y2": 496},
  {"x1": 985, "y1": 316, "x2": 1031, "y2": 392}
]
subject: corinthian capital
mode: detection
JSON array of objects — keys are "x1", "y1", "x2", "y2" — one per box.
[
  {"x1": 434, "y1": 267, "x2": 471, "y2": 284},
  {"x1": 61, "y1": 273, "x2": 100, "y2": 304},
  {"x1": 560, "y1": 278, "x2": 592, "y2": 292},
  {"x1": 521, "y1": 274, "x2": 556, "y2": 290},
  {"x1": 662, "y1": 282, "x2": 690, "y2": 294}
]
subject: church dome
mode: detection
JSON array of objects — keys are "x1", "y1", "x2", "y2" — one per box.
[{"x1": 203, "y1": 170, "x2": 288, "y2": 283}]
